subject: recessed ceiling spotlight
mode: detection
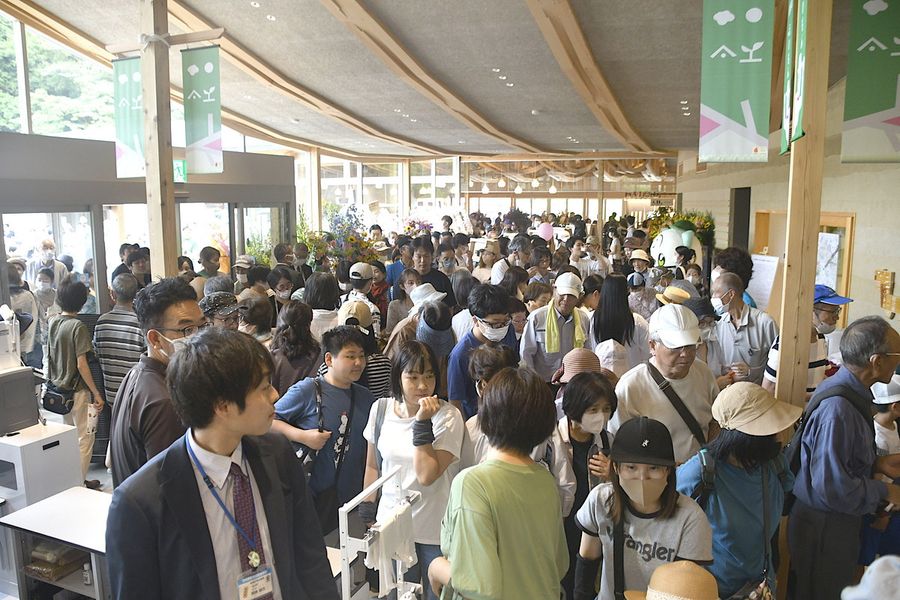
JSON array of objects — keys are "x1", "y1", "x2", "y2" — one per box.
[
  {"x1": 498, "y1": 75, "x2": 507, "y2": 80},
  {"x1": 290, "y1": 117, "x2": 301, "y2": 124},
  {"x1": 250, "y1": 1, "x2": 260, "y2": 7},
  {"x1": 266, "y1": 14, "x2": 276, "y2": 21},
  {"x1": 458, "y1": 140, "x2": 466, "y2": 144},
  {"x1": 680, "y1": 99, "x2": 688, "y2": 105},
  {"x1": 531, "y1": 109, "x2": 540, "y2": 116},
  {"x1": 393, "y1": 108, "x2": 402, "y2": 113},
  {"x1": 506, "y1": 82, "x2": 514, "y2": 87},
  {"x1": 410, "y1": 119, "x2": 417, "y2": 122},
  {"x1": 491, "y1": 68, "x2": 501, "y2": 73},
  {"x1": 683, "y1": 112, "x2": 692, "y2": 116}
]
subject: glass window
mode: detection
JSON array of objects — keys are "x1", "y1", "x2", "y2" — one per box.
[
  {"x1": 362, "y1": 162, "x2": 401, "y2": 233},
  {"x1": 435, "y1": 158, "x2": 453, "y2": 176},
  {"x1": 244, "y1": 206, "x2": 283, "y2": 267},
  {"x1": 3, "y1": 211, "x2": 93, "y2": 283},
  {"x1": 178, "y1": 203, "x2": 231, "y2": 271},
  {"x1": 103, "y1": 204, "x2": 149, "y2": 278},
  {"x1": 410, "y1": 161, "x2": 431, "y2": 177},
  {"x1": 588, "y1": 198, "x2": 600, "y2": 223},
  {"x1": 549, "y1": 198, "x2": 568, "y2": 215},
  {"x1": 0, "y1": 12, "x2": 21, "y2": 132},
  {"x1": 26, "y1": 27, "x2": 113, "y2": 140}
]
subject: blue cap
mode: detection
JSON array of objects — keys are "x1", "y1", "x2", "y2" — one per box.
[{"x1": 814, "y1": 284, "x2": 852, "y2": 305}]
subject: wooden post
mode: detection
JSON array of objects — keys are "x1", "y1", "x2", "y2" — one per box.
[
  {"x1": 141, "y1": 0, "x2": 178, "y2": 280},
  {"x1": 775, "y1": 0, "x2": 833, "y2": 409}
]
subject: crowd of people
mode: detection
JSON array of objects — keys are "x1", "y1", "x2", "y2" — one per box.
[{"x1": 6, "y1": 211, "x2": 900, "y2": 599}]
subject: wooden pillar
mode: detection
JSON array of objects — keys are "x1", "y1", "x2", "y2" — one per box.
[
  {"x1": 309, "y1": 148, "x2": 322, "y2": 231},
  {"x1": 141, "y1": 0, "x2": 178, "y2": 280},
  {"x1": 775, "y1": 0, "x2": 833, "y2": 408}
]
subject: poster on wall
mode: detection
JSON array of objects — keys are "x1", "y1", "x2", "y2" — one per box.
[
  {"x1": 113, "y1": 57, "x2": 145, "y2": 178},
  {"x1": 699, "y1": 0, "x2": 775, "y2": 162},
  {"x1": 182, "y1": 46, "x2": 223, "y2": 174},
  {"x1": 748, "y1": 254, "x2": 781, "y2": 313},
  {"x1": 816, "y1": 232, "x2": 841, "y2": 290},
  {"x1": 841, "y1": 0, "x2": 900, "y2": 163}
]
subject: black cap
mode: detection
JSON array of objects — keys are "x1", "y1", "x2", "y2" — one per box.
[
  {"x1": 610, "y1": 417, "x2": 676, "y2": 467},
  {"x1": 683, "y1": 296, "x2": 720, "y2": 321}
]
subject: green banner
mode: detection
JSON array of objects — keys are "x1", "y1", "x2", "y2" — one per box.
[
  {"x1": 699, "y1": 0, "x2": 775, "y2": 162},
  {"x1": 182, "y1": 46, "x2": 223, "y2": 174},
  {"x1": 842, "y1": 0, "x2": 900, "y2": 162},
  {"x1": 174, "y1": 159, "x2": 187, "y2": 183},
  {"x1": 790, "y1": 0, "x2": 808, "y2": 142},
  {"x1": 113, "y1": 57, "x2": 144, "y2": 178},
  {"x1": 780, "y1": 0, "x2": 796, "y2": 154}
]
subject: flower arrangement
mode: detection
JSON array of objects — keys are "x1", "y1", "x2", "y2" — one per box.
[
  {"x1": 502, "y1": 207, "x2": 531, "y2": 233},
  {"x1": 646, "y1": 208, "x2": 715, "y2": 247},
  {"x1": 325, "y1": 203, "x2": 378, "y2": 263},
  {"x1": 404, "y1": 217, "x2": 433, "y2": 237}
]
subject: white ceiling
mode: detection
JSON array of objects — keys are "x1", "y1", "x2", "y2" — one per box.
[{"x1": 28, "y1": 0, "x2": 851, "y2": 158}]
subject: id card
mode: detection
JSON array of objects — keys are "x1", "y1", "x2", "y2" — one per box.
[{"x1": 238, "y1": 566, "x2": 273, "y2": 599}]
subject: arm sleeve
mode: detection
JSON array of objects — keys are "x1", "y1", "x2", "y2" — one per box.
[
  {"x1": 675, "y1": 455, "x2": 703, "y2": 497},
  {"x1": 444, "y1": 477, "x2": 503, "y2": 600},
  {"x1": 607, "y1": 379, "x2": 634, "y2": 437},
  {"x1": 764, "y1": 341, "x2": 780, "y2": 384},
  {"x1": 74, "y1": 322, "x2": 93, "y2": 356},
  {"x1": 447, "y1": 347, "x2": 469, "y2": 405},
  {"x1": 106, "y1": 489, "x2": 162, "y2": 600},
  {"x1": 575, "y1": 486, "x2": 606, "y2": 536},
  {"x1": 551, "y1": 430, "x2": 577, "y2": 517},
  {"x1": 676, "y1": 499, "x2": 714, "y2": 562},
  {"x1": 273, "y1": 383, "x2": 317, "y2": 427},
  {"x1": 140, "y1": 397, "x2": 187, "y2": 460},
  {"x1": 433, "y1": 404, "x2": 464, "y2": 460},
  {"x1": 520, "y1": 318, "x2": 538, "y2": 370}
]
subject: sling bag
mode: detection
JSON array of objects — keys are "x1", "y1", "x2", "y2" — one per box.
[{"x1": 646, "y1": 361, "x2": 706, "y2": 448}]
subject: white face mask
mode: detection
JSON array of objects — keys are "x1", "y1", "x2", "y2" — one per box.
[
  {"x1": 814, "y1": 315, "x2": 836, "y2": 335},
  {"x1": 578, "y1": 412, "x2": 609, "y2": 435},
  {"x1": 158, "y1": 333, "x2": 191, "y2": 359},
  {"x1": 711, "y1": 295, "x2": 728, "y2": 316},
  {"x1": 42, "y1": 250, "x2": 55, "y2": 262},
  {"x1": 618, "y1": 476, "x2": 667, "y2": 507},
  {"x1": 38, "y1": 281, "x2": 52, "y2": 291},
  {"x1": 480, "y1": 321, "x2": 510, "y2": 343},
  {"x1": 699, "y1": 326, "x2": 717, "y2": 343},
  {"x1": 237, "y1": 273, "x2": 248, "y2": 284},
  {"x1": 687, "y1": 274, "x2": 700, "y2": 286},
  {"x1": 276, "y1": 290, "x2": 291, "y2": 300}
]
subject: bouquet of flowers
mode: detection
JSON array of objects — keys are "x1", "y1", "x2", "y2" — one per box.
[
  {"x1": 404, "y1": 217, "x2": 433, "y2": 237},
  {"x1": 502, "y1": 208, "x2": 531, "y2": 233},
  {"x1": 327, "y1": 204, "x2": 378, "y2": 263}
]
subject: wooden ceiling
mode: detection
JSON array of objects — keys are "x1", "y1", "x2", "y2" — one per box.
[{"x1": 2, "y1": 0, "x2": 851, "y2": 160}]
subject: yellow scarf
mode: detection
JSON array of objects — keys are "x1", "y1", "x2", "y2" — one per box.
[{"x1": 545, "y1": 305, "x2": 585, "y2": 354}]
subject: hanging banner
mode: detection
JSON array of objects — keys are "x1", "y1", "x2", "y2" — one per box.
[
  {"x1": 779, "y1": 0, "x2": 796, "y2": 154},
  {"x1": 182, "y1": 46, "x2": 223, "y2": 173},
  {"x1": 699, "y1": 0, "x2": 775, "y2": 162},
  {"x1": 842, "y1": 0, "x2": 900, "y2": 163},
  {"x1": 789, "y1": 0, "x2": 808, "y2": 142},
  {"x1": 113, "y1": 57, "x2": 145, "y2": 178}
]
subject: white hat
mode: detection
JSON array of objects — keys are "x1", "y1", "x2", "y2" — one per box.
[
  {"x1": 408, "y1": 283, "x2": 446, "y2": 315},
  {"x1": 554, "y1": 272, "x2": 583, "y2": 298},
  {"x1": 349, "y1": 262, "x2": 374, "y2": 281},
  {"x1": 648, "y1": 304, "x2": 701, "y2": 349},
  {"x1": 841, "y1": 556, "x2": 900, "y2": 600},
  {"x1": 233, "y1": 254, "x2": 254, "y2": 269},
  {"x1": 871, "y1": 374, "x2": 900, "y2": 405}
]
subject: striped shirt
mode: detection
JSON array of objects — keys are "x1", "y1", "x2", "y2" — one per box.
[
  {"x1": 93, "y1": 305, "x2": 147, "y2": 405},
  {"x1": 763, "y1": 333, "x2": 829, "y2": 393},
  {"x1": 317, "y1": 352, "x2": 392, "y2": 400}
]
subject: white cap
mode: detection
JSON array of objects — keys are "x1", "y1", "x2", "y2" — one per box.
[
  {"x1": 871, "y1": 374, "x2": 900, "y2": 405},
  {"x1": 648, "y1": 304, "x2": 701, "y2": 349},
  {"x1": 349, "y1": 262, "x2": 374, "y2": 280},
  {"x1": 554, "y1": 272, "x2": 583, "y2": 298},
  {"x1": 842, "y1": 556, "x2": 900, "y2": 600},
  {"x1": 408, "y1": 283, "x2": 446, "y2": 315}
]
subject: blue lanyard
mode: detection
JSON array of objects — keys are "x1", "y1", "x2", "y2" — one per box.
[{"x1": 185, "y1": 434, "x2": 259, "y2": 554}]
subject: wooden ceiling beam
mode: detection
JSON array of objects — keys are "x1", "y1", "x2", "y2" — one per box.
[
  {"x1": 167, "y1": 0, "x2": 447, "y2": 156},
  {"x1": 524, "y1": 0, "x2": 654, "y2": 153},
  {"x1": 319, "y1": 0, "x2": 545, "y2": 154},
  {"x1": 460, "y1": 150, "x2": 675, "y2": 163}
]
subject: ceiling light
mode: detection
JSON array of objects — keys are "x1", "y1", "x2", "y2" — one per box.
[
  {"x1": 573, "y1": 140, "x2": 581, "y2": 144},
  {"x1": 531, "y1": 109, "x2": 541, "y2": 116},
  {"x1": 491, "y1": 68, "x2": 501, "y2": 73},
  {"x1": 410, "y1": 119, "x2": 417, "y2": 122},
  {"x1": 266, "y1": 14, "x2": 276, "y2": 21},
  {"x1": 506, "y1": 82, "x2": 514, "y2": 87},
  {"x1": 393, "y1": 108, "x2": 401, "y2": 113},
  {"x1": 684, "y1": 112, "x2": 692, "y2": 116},
  {"x1": 250, "y1": 1, "x2": 260, "y2": 7},
  {"x1": 548, "y1": 184, "x2": 557, "y2": 194},
  {"x1": 290, "y1": 117, "x2": 301, "y2": 124},
  {"x1": 457, "y1": 140, "x2": 466, "y2": 144},
  {"x1": 402, "y1": 114, "x2": 409, "y2": 118},
  {"x1": 498, "y1": 75, "x2": 507, "y2": 80},
  {"x1": 514, "y1": 184, "x2": 523, "y2": 194},
  {"x1": 531, "y1": 178, "x2": 540, "y2": 188},
  {"x1": 481, "y1": 183, "x2": 490, "y2": 194},
  {"x1": 680, "y1": 100, "x2": 688, "y2": 105},
  {"x1": 497, "y1": 177, "x2": 506, "y2": 188}
]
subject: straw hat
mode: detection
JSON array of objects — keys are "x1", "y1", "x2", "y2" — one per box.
[
  {"x1": 624, "y1": 560, "x2": 718, "y2": 600},
  {"x1": 558, "y1": 348, "x2": 602, "y2": 383},
  {"x1": 656, "y1": 286, "x2": 692, "y2": 306}
]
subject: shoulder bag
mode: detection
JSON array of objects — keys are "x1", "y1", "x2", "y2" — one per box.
[
  {"x1": 646, "y1": 361, "x2": 706, "y2": 448},
  {"x1": 41, "y1": 320, "x2": 78, "y2": 415}
]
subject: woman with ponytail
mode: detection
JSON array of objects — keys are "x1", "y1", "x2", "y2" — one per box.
[{"x1": 269, "y1": 300, "x2": 322, "y2": 395}]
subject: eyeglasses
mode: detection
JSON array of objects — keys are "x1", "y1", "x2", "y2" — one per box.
[
  {"x1": 477, "y1": 317, "x2": 511, "y2": 330},
  {"x1": 213, "y1": 315, "x2": 240, "y2": 326},
  {"x1": 512, "y1": 317, "x2": 528, "y2": 325},
  {"x1": 159, "y1": 322, "x2": 211, "y2": 338},
  {"x1": 880, "y1": 352, "x2": 900, "y2": 357},
  {"x1": 814, "y1": 306, "x2": 842, "y2": 315}
]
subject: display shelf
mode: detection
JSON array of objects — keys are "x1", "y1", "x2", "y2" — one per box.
[{"x1": 24, "y1": 566, "x2": 96, "y2": 599}]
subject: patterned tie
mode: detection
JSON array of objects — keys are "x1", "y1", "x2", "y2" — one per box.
[{"x1": 230, "y1": 462, "x2": 274, "y2": 599}]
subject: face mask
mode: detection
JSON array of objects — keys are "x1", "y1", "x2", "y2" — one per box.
[
  {"x1": 42, "y1": 251, "x2": 55, "y2": 262},
  {"x1": 619, "y1": 475, "x2": 668, "y2": 507},
  {"x1": 38, "y1": 282, "x2": 52, "y2": 291},
  {"x1": 276, "y1": 290, "x2": 291, "y2": 300},
  {"x1": 711, "y1": 294, "x2": 728, "y2": 316},
  {"x1": 687, "y1": 274, "x2": 700, "y2": 286},
  {"x1": 158, "y1": 333, "x2": 191, "y2": 359},
  {"x1": 814, "y1": 318, "x2": 836, "y2": 335},
  {"x1": 578, "y1": 412, "x2": 608, "y2": 435},
  {"x1": 710, "y1": 268, "x2": 722, "y2": 286},
  {"x1": 699, "y1": 326, "x2": 717, "y2": 343},
  {"x1": 237, "y1": 274, "x2": 248, "y2": 284},
  {"x1": 480, "y1": 321, "x2": 509, "y2": 343},
  {"x1": 441, "y1": 259, "x2": 455, "y2": 270}
]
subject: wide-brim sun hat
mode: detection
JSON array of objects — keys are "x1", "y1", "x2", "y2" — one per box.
[
  {"x1": 656, "y1": 286, "x2": 691, "y2": 306},
  {"x1": 559, "y1": 348, "x2": 602, "y2": 383},
  {"x1": 871, "y1": 373, "x2": 900, "y2": 405},
  {"x1": 408, "y1": 283, "x2": 446, "y2": 315},
  {"x1": 624, "y1": 560, "x2": 718, "y2": 600},
  {"x1": 712, "y1": 381, "x2": 802, "y2": 436},
  {"x1": 630, "y1": 249, "x2": 651, "y2": 263}
]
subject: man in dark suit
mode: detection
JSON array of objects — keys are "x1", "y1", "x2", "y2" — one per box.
[{"x1": 106, "y1": 328, "x2": 337, "y2": 600}]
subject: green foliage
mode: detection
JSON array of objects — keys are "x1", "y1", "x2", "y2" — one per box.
[{"x1": 245, "y1": 232, "x2": 272, "y2": 268}]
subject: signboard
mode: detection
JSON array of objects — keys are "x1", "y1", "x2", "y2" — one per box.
[
  {"x1": 113, "y1": 57, "x2": 144, "y2": 178},
  {"x1": 780, "y1": 0, "x2": 796, "y2": 154},
  {"x1": 182, "y1": 46, "x2": 223, "y2": 174},
  {"x1": 790, "y1": 0, "x2": 808, "y2": 142}
]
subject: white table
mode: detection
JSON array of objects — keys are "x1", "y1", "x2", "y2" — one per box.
[{"x1": 0, "y1": 486, "x2": 111, "y2": 599}]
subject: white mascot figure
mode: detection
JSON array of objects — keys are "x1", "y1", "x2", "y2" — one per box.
[{"x1": 649, "y1": 220, "x2": 704, "y2": 270}]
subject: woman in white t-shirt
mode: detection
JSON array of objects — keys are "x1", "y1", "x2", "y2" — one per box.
[
  {"x1": 589, "y1": 274, "x2": 651, "y2": 371},
  {"x1": 360, "y1": 340, "x2": 464, "y2": 600},
  {"x1": 575, "y1": 417, "x2": 712, "y2": 599}
]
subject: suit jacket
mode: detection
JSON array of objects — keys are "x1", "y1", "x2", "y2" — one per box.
[{"x1": 106, "y1": 432, "x2": 338, "y2": 600}]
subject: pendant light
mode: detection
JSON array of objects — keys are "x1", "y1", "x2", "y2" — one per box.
[{"x1": 548, "y1": 183, "x2": 557, "y2": 194}]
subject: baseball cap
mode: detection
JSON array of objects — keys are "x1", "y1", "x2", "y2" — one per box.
[
  {"x1": 338, "y1": 300, "x2": 373, "y2": 334},
  {"x1": 814, "y1": 284, "x2": 852, "y2": 305},
  {"x1": 610, "y1": 417, "x2": 676, "y2": 467},
  {"x1": 559, "y1": 348, "x2": 602, "y2": 383},
  {"x1": 198, "y1": 291, "x2": 239, "y2": 318},
  {"x1": 712, "y1": 382, "x2": 802, "y2": 436},
  {"x1": 648, "y1": 304, "x2": 701, "y2": 349},
  {"x1": 233, "y1": 255, "x2": 254, "y2": 269},
  {"x1": 871, "y1": 374, "x2": 900, "y2": 405},
  {"x1": 349, "y1": 262, "x2": 374, "y2": 281},
  {"x1": 627, "y1": 272, "x2": 646, "y2": 288},
  {"x1": 841, "y1": 556, "x2": 900, "y2": 600},
  {"x1": 554, "y1": 272, "x2": 583, "y2": 298},
  {"x1": 624, "y1": 561, "x2": 718, "y2": 600},
  {"x1": 656, "y1": 286, "x2": 691, "y2": 306},
  {"x1": 630, "y1": 249, "x2": 651, "y2": 263},
  {"x1": 683, "y1": 297, "x2": 720, "y2": 321}
]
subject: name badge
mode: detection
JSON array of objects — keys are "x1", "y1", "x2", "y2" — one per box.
[{"x1": 238, "y1": 566, "x2": 273, "y2": 599}]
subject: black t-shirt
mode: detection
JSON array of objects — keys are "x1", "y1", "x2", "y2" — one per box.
[
  {"x1": 571, "y1": 435, "x2": 593, "y2": 512},
  {"x1": 110, "y1": 262, "x2": 130, "y2": 282},
  {"x1": 391, "y1": 267, "x2": 456, "y2": 307}
]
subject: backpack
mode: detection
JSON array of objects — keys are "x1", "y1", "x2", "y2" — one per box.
[{"x1": 690, "y1": 448, "x2": 788, "y2": 510}]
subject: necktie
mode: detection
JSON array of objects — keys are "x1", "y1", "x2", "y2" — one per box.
[{"x1": 230, "y1": 462, "x2": 274, "y2": 599}]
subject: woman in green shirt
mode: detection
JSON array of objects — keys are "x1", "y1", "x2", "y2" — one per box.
[{"x1": 429, "y1": 367, "x2": 568, "y2": 599}]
